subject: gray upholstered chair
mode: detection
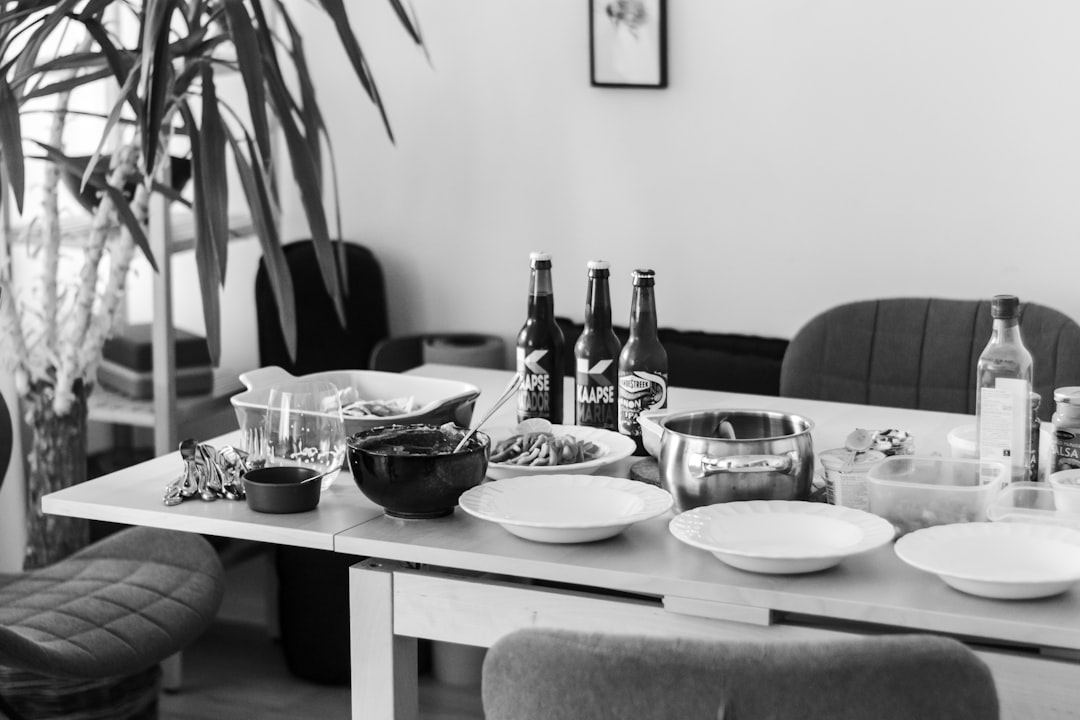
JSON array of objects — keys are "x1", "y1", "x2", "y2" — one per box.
[
  {"x1": 0, "y1": 526, "x2": 225, "y2": 720},
  {"x1": 779, "y1": 297, "x2": 1080, "y2": 420},
  {"x1": 481, "y1": 628, "x2": 999, "y2": 720},
  {"x1": 0, "y1": 385, "x2": 225, "y2": 719}
]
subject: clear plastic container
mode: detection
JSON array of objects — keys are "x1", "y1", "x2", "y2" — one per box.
[
  {"x1": 867, "y1": 455, "x2": 1007, "y2": 537},
  {"x1": 988, "y1": 481, "x2": 1080, "y2": 531}
]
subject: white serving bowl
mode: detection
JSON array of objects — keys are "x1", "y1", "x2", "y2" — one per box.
[{"x1": 232, "y1": 365, "x2": 480, "y2": 440}]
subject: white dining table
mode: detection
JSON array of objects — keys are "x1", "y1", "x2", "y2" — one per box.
[{"x1": 43, "y1": 364, "x2": 1080, "y2": 720}]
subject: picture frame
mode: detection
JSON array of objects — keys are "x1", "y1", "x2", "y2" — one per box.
[{"x1": 590, "y1": 0, "x2": 667, "y2": 89}]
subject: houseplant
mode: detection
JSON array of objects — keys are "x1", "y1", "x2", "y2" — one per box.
[{"x1": 0, "y1": 0, "x2": 424, "y2": 568}]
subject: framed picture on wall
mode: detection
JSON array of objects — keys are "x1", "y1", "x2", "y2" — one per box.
[{"x1": 590, "y1": 0, "x2": 667, "y2": 89}]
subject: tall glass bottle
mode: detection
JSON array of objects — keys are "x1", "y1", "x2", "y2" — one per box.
[
  {"x1": 976, "y1": 294, "x2": 1034, "y2": 483},
  {"x1": 516, "y1": 251, "x2": 565, "y2": 424},
  {"x1": 575, "y1": 260, "x2": 621, "y2": 430},
  {"x1": 618, "y1": 269, "x2": 668, "y2": 455}
]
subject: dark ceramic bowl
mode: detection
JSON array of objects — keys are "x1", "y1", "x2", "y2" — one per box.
[
  {"x1": 243, "y1": 466, "x2": 323, "y2": 514},
  {"x1": 346, "y1": 424, "x2": 489, "y2": 519}
]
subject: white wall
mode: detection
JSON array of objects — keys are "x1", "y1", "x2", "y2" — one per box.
[{"x1": 272, "y1": 0, "x2": 1080, "y2": 350}]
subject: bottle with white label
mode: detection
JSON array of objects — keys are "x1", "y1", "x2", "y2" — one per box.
[
  {"x1": 618, "y1": 269, "x2": 668, "y2": 455},
  {"x1": 976, "y1": 294, "x2": 1034, "y2": 483},
  {"x1": 515, "y1": 251, "x2": 565, "y2": 424},
  {"x1": 575, "y1": 260, "x2": 621, "y2": 430}
]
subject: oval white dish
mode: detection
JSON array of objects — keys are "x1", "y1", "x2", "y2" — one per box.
[
  {"x1": 458, "y1": 474, "x2": 672, "y2": 543},
  {"x1": 894, "y1": 522, "x2": 1080, "y2": 600},
  {"x1": 668, "y1": 500, "x2": 895, "y2": 574}
]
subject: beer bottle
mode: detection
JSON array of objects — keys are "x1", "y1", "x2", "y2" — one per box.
[
  {"x1": 618, "y1": 269, "x2": 668, "y2": 455},
  {"x1": 575, "y1": 260, "x2": 621, "y2": 430},
  {"x1": 516, "y1": 251, "x2": 565, "y2": 424}
]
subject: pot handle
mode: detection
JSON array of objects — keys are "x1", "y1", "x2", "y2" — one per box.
[{"x1": 688, "y1": 451, "x2": 795, "y2": 479}]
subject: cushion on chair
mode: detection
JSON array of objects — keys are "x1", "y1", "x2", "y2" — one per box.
[
  {"x1": 780, "y1": 298, "x2": 1080, "y2": 420},
  {"x1": 481, "y1": 629, "x2": 999, "y2": 720},
  {"x1": 0, "y1": 526, "x2": 225, "y2": 679}
]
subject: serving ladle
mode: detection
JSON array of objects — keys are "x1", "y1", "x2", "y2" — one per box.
[{"x1": 454, "y1": 372, "x2": 523, "y2": 453}]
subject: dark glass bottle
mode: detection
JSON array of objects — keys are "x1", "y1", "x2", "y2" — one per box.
[
  {"x1": 975, "y1": 294, "x2": 1034, "y2": 483},
  {"x1": 575, "y1": 260, "x2": 621, "y2": 430},
  {"x1": 516, "y1": 251, "x2": 565, "y2": 424},
  {"x1": 618, "y1": 269, "x2": 668, "y2": 455}
]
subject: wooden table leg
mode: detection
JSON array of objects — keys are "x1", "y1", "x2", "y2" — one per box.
[{"x1": 350, "y1": 559, "x2": 418, "y2": 720}]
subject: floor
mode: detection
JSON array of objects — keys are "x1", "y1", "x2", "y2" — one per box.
[{"x1": 159, "y1": 550, "x2": 485, "y2": 720}]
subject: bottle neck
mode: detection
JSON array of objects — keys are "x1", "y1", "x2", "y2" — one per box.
[
  {"x1": 584, "y1": 273, "x2": 612, "y2": 330},
  {"x1": 990, "y1": 316, "x2": 1023, "y2": 344},
  {"x1": 528, "y1": 265, "x2": 555, "y2": 321},
  {"x1": 628, "y1": 284, "x2": 658, "y2": 337}
]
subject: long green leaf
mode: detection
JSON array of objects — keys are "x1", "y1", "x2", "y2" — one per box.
[
  {"x1": 0, "y1": 75, "x2": 24, "y2": 213},
  {"x1": 222, "y1": 0, "x2": 270, "y2": 165},
  {"x1": 386, "y1": 0, "x2": 425, "y2": 48},
  {"x1": 13, "y1": 0, "x2": 81, "y2": 90},
  {"x1": 141, "y1": 0, "x2": 177, "y2": 181},
  {"x1": 226, "y1": 126, "x2": 297, "y2": 361},
  {"x1": 76, "y1": 15, "x2": 135, "y2": 94},
  {"x1": 263, "y1": 68, "x2": 345, "y2": 327},
  {"x1": 80, "y1": 62, "x2": 139, "y2": 194},
  {"x1": 198, "y1": 64, "x2": 228, "y2": 284},
  {"x1": 313, "y1": 0, "x2": 395, "y2": 142},
  {"x1": 20, "y1": 65, "x2": 112, "y2": 101},
  {"x1": 102, "y1": 184, "x2": 158, "y2": 272},
  {"x1": 273, "y1": 4, "x2": 322, "y2": 186},
  {"x1": 178, "y1": 101, "x2": 221, "y2": 364},
  {"x1": 33, "y1": 139, "x2": 157, "y2": 271}
]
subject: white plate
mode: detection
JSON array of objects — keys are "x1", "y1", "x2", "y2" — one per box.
[
  {"x1": 668, "y1": 501, "x2": 896, "y2": 574},
  {"x1": 458, "y1": 474, "x2": 673, "y2": 543},
  {"x1": 894, "y1": 522, "x2": 1080, "y2": 599},
  {"x1": 485, "y1": 425, "x2": 636, "y2": 480}
]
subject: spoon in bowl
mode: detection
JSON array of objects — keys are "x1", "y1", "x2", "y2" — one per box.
[{"x1": 454, "y1": 372, "x2": 523, "y2": 453}]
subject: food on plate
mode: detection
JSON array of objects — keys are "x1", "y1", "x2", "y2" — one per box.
[
  {"x1": 334, "y1": 387, "x2": 417, "y2": 418},
  {"x1": 490, "y1": 420, "x2": 603, "y2": 466}
]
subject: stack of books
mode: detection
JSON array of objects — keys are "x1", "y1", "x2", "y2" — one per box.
[{"x1": 98, "y1": 324, "x2": 214, "y2": 399}]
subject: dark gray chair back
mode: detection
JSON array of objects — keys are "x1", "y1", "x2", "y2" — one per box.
[
  {"x1": 779, "y1": 297, "x2": 1080, "y2": 420},
  {"x1": 482, "y1": 628, "x2": 999, "y2": 720}
]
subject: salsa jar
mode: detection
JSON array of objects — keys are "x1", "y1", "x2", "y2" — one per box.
[{"x1": 1051, "y1": 387, "x2": 1080, "y2": 474}]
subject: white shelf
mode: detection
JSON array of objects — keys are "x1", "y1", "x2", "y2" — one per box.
[{"x1": 88, "y1": 367, "x2": 243, "y2": 428}]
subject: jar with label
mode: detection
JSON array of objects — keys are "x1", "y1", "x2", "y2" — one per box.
[
  {"x1": 1051, "y1": 387, "x2": 1080, "y2": 474},
  {"x1": 819, "y1": 448, "x2": 886, "y2": 511}
]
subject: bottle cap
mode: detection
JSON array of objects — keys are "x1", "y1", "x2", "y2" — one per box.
[
  {"x1": 991, "y1": 294, "x2": 1020, "y2": 319},
  {"x1": 529, "y1": 251, "x2": 552, "y2": 263},
  {"x1": 1054, "y1": 387, "x2": 1080, "y2": 405},
  {"x1": 586, "y1": 260, "x2": 610, "y2": 271}
]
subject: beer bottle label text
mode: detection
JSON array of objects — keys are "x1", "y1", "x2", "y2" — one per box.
[
  {"x1": 617, "y1": 370, "x2": 668, "y2": 436},
  {"x1": 576, "y1": 358, "x2": 617, "y2": 430},
  {"x1": 518, "y1": 347, "x2": 555, "y2": 420}
]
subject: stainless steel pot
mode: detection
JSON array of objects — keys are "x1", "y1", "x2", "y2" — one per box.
[{"x1": 638, "y1": 409, "x2": 815, "y2": 511}]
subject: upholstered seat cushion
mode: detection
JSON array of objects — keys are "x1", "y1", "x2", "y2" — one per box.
[
  {"x1": 0, "y1": 527, "x2": 224, "y2": 678},
  {"x1": 780, "y1": 298, "x2": 1080, "y2": 420},
  {"x1": 482, "y1": 629, "x2": 999, "y2": 720}
]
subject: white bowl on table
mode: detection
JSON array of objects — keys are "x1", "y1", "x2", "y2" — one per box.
[
  {"x1": 231, "y1": 365, "x2": 481, "y2": 439},
  {"x1": 458, "y1": 474, "x2": 673, "y2": 543},
  {"x1": 485, "y1": 424, "x2": 636, "y2": 480}
]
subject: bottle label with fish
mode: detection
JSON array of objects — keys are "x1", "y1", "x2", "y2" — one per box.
[{"x1": 617, "y1": 370, "x2": 668, "y2": 437}]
